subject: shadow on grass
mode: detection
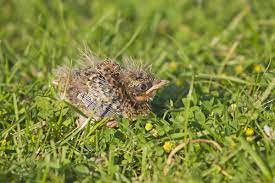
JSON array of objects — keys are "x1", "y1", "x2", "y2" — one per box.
[
  {"x1": 151, "y1": 82, "x2": 189, "y2": 116},
  {"x1": 151, "y1": 79, "x2": 235, "y2": 118}
]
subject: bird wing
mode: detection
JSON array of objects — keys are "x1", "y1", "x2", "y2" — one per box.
[{"x1": 74, "y1": 69, "x2": 123, "y2": 120}]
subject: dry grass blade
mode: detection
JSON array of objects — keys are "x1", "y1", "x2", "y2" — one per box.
[{"x1": 163, "y1": 139, "x2": 222, "y2": 176}]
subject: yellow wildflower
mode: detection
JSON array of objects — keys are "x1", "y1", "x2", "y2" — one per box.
[
  {"x1": 145, "y1": 123, "x2": 153, "y2": 131},
  {"x1": 168, "y1": 61, "x2": 178, "y2": 72},
  {"x1": 254, "y1": 64, "x2": 262, "y2": 73},
  {"x1": 234, "y1": 65, "x2": 243, "y2": 74},
  {"x1": 163, "y1": 141, "x2": 174, "y2": 153},
  {"x1": 245, "y1": 127, "x2": 254, "y2": 136}
]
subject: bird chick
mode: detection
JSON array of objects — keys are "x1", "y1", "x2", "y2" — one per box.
[{"x1": 53, "y1": 53, "x2": 169, "y2": 128}]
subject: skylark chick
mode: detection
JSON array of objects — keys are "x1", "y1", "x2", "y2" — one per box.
[{"x1": 53, "y1": 53, "x2": 169, "y2": 128}]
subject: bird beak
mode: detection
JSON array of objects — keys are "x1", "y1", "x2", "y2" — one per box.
[{"x1": 145, "y1": 80, "x2": 169, "y2": 95}]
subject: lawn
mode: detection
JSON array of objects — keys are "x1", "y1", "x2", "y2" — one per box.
[{"x1": 0, "y1": 0, "x2": 274, "y2": 182}]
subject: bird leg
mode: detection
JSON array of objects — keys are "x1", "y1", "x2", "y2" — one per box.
[
  {"x1": 76, "y1": 115, "x2": 88, "y2": 127},
  {"x1": 106, "y1": 119, "x2": 118, "y2": 128},
  {"x1": 76, "y1": 115, "x2": 118, "y2": 128}
]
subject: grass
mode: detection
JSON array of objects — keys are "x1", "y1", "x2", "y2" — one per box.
[{"x1": 0, "y1": 0, "x2": 275, "y2": 182}]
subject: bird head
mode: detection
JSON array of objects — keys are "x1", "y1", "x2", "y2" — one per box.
[{"x1": 122, "y1": 70, "x2": 169, "y2": 103}]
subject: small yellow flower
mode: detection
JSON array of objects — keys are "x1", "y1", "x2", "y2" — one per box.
[
  {"x1": 245, "y1": 127, "x2": 254, "y2": 136},
  {"x1": 163, "y1": 141, "x2": 174, "y2": 153},
  {"x1": 145, "y1": 123, "x2": 153, "y2": 131},
  {"x1": 254, "y1": 64, "x2": 262, "y2": 73},
  {"x1": 234, "y1": 65, "x2": 243, "y2": 74},
  {"x1": 168, "y1": 61, "x2": 178, "y2": 71}
]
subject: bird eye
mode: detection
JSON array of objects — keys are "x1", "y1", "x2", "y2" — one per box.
[{"x1": 139, "y1": 83, "x2": 148, "y2": 91}]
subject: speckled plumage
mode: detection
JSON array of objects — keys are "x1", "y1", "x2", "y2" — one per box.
[{"x1": 53, "y1": 53, "x2": 168, "y2": 126}]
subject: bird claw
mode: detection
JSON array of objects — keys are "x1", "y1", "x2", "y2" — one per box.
[
  {"x1": 106, "y1": 120, "x2": 118, "y2": 128},
  {"x1": 76, "y1": 115, "x2": 87, "y2": 127}
]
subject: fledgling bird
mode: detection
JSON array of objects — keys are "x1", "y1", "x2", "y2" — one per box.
[{"x1": 53, "y1": 53, "x2": 169, "y2": 128}]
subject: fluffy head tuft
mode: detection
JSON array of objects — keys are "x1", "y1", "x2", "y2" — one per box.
[
  {"x1": 122, "y1": 57, "x2": 152, "y2": 74},
  {"x1": 77, "y1": 49, "x2": 100, "y2": 69}
]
